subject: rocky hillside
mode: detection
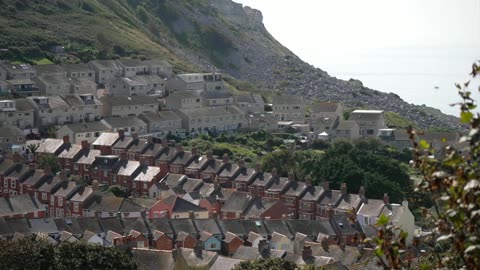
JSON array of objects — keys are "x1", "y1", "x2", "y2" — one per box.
[{"x1": 0, "y1": 0, "x2": 462, "y2": 130}]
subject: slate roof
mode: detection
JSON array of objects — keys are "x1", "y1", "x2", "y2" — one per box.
[
  {"x1": 336, "y1": 193, "x2": 363, "y2": 212},
  {"x1": 35, "y1": 138, "x2": 64, "y2": 154},
  {"x1": 217, "y1": 220, "x2": 247, "y2": 237},
  {"x1": 57, "y1": 144, "x2": 83, "y2": 160},
  {"x1": 0, "y1": 126, "x2": 24, "y2": 138},
  {"x1": 6, "y1": 218, "x2": 31, "y2": 235},
  {"x1": 0, "y1": 158, "x2": 15, "y2": 175},
  {"x1": 232, "y1": 167, "x2": 255, "y2": 183},
  {"x1": 147, "y1": 219, "x2": 174, "y2": 237},
  {"x1": 85, "y1": 194, "x2": 124, "y2": 213},
  {"x1": 349, "y1": 110, "x2": 384, "y2": 122},
  {"x1": 286, "y1": 220, "x2": 336, "y2": 241},
  {"x1": 210, "y1": 256, "x2": 244, "y2": 270},
  {"x1": 240, "y1": 220, "x2": 268, "y2": 237},
  {"x1": 263, "y1": 220, "x2": 294, "y2": 239},
  {"x1": 114, "y1": 160, "x2": 140, "y2": 176},
  {"x1": 22, "y1": 169, "x2": 49, "y2": 187},
  {"x1": 336, "y1": 120, "x2": 359, "y2": 130},
  {"x1": 178, "y1": 105, "x2": 244, "y2": 119},
  {"x1": 88, "y1": 60, "x2": 120, "y2": 70},
  {"x1": 5, "y1": 163, "x2": 33, "y2": 180},
  {"x1": 283, "y1": 181, "x2": 308, "y2": 197},
  {"x1": 54, "y1": 218, "x2": 102, "y2": 236},
  {"x1": 36, "y1": 175, "x2": 61, "y2": 193},
  {"x1": 221, "y1": 191, "x2": 252, "y2": 213},
  {"x1": 122, "y1": 217, "x2": 149, "y2": 235},
  {"x1": 301, "y1": 186, "x2": 325, "y2": 201},
  {"x1": 182, "y1": 178, "x2": 204, "y2": 193},
  {"x1": 102, "y1": 116, "x2": 147, "y2": 129},
  {"x1": 272, "y1": 95, "x2": 305, "y2": 105},
  {"x1": 75, "y1": 149, "x2": 101, "y2": 165},
  {"x1": 224, "y1": 231, "x2": 242, "y2": 243},
  {"x1": 267, "y1": 177, "x2": 290, "y2": 193},
  {"x1": 284, "y1": 253, "x2": 334, "y2": 268},
  {"x1": 3, "y1": 194, "x2": 43, "y2": 216},
  {"x1": 200, "y1": 159, "x2": 223, "y2": 174},
  {"x1": 63, "y1": 122, "x2": 109, "y2": 134},
  {"x1": 217, "y1": 163, "x2": 239, "y2": 178},
  {"x1": 177, "y1": 248, "x2": 218, "y2": 269},
  {"x1": 169, "y1": 151, "x2": 194, "y2": 166},
  {"x1": 162, "y1": 195, "x2": 208, "y2": 213},
  {"x1": 132, "y1": 249, "x2": 174, "y2": 270},
  {"x1": 28, "y1": 218, "x2": 58, "y2": 234},
  {"x1": 98, "y1": 217, "x2": 124, "y2": 235},
  {"x1": 134, "y1": 166, "x2": 160, "y2": 182},
  {"x1": 28, "y1": 96, "x2": 70, "y2": 110},
  {"x1": 193, "y1": 219, "x2": 222, "y2": 236},
  {"x1": 70, "y1": 186, "x2": 93, "y2": 202},
  {"x1": 51, "y1": 181, "x2": 78, "y2": 198},
  {"x1": 100, "y1": 95, "x2": 158, "y2": 106},
  {"x1": 311, "y1": 102, "x2": 341, "y2": 113},
  {"x1": 331, "y1": 214, "x2": 361, "y2": 236},
  {"x1": 357, "y1": 199, "x2": 385, "y2": 217},
  {"x1": 92, "y1": 132, "x2": 120, "y2": 147},
  {"x1": 141, "y1": 110, "x2": 182, "y2": 123},
  {"x1": 318, "y1": 190, "x2": 344, "y2": 207},
  {"x1": 251, "y1": 172, "x2": 273, "y2": 187},
  {"x1": 140, "y1": 142, "x2": 164, "y2": 157},
  {"x1": 243, "y1": 197, "x2": 282, "y2": 219},
  {"x1": 170, "y1": 219, "x2": 198, "y2": 236},
  {"x1": 162, "y1": 173, "x2": 188, "y2": 187}
]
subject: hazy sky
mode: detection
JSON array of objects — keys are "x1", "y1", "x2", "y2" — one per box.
[{"x1": 233, "y1": 0, "x2": 480, "y2": 52}]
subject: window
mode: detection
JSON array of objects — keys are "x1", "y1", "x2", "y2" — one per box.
[
  {"x1": 11, "y1": 179, "x2": 16, "y2": 189},
  {"x1": 364, "y1": 216, "x2": 369, "y2": 225},
  {"x1": 3, "y1": 180, "x2": 7, "y2": 188},
  {"x1": 209, "y1": 243, "x2": 217, "y2": 249},
  {"x1": 58, "y1": 197, "x2": 63, "y2": 207},
  {"x1": 50, "y1": 196, "x2": 55, "y2": 206},
  {"x1": 42, "y1": 192, "x2": 47, "y2": 200}
]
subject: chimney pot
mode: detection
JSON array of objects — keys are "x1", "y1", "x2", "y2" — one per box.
[
  {"x1": 305, "y1": 176, "x2": 312, "y2": 187},
  {"x1": 132, "y1": 133, "x2": 139, "y2": 141},
  {"x1": 222, "y1": 153, "x2": 230, "y2": 164},
  {"x1": 118, "y1": 129, "x2": 125, "y2": 139},
  {"x1": 341, "y1": 182, "x2": 347, "y2": 195},
  {"x1": 81, "y1": 140, "x2": 89, "y2": 150},
  {"x1": 206, "y1": 151, "x2": 214, "y2": 160},
  {"x1": 322, "y1": 181, "x2": 329, "y2": 191},
  {"x1": 383, "y1": 193, "x2": 389, "y2": 205}
]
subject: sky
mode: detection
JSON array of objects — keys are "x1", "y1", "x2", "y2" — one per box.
[{"x1": 232, "y1": 0, "x2": 480, "y2": 115}]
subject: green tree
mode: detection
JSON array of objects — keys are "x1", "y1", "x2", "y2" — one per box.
[
  {"x1": 0, "y1": 237, "x2": 55, "y2": 270},
  {"x1": 233, "y1": 258, "x2": 296, "y2": 270},
  {"x1": 27, "y1": 143, "x2": 39, "y2": 155},
  {"x1": 37, "y1": 155, "x2": 61, "y2": 175}
]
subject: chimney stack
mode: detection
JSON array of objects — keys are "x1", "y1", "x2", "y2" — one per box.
[
  {"x1": 28, "y1": 163, "x2": 36, "y2": 171},
  {"x1": 383, "y1": 193, "x2": 389, "y2": 205},
  {"x1": 358, "y1": 186, "x2": 365, "y2": 198},
  {"x1": 191, "y1": 147, "x2": 198, "y2": 156},
  {"x1": 92, "y1": 180, "x2": 100, "y2": 191},
  {"x1": 81, "y1": 140, "x2": 89, "y2": 150},
  {"x1": 120, "y1": 152, "x2": 128, "y2": 161},
  {"x1": 302, "y1": 245, "x2": 313, "y2": 259},
  {"x1": 139, "y1": 157, "x2": 147, "y2": 167},
  {"x1": 118, "y1": 129, "x2": 125, "y2": 139},
  {"x1": 258, "y1": 239, "x2": 270, "y2": 255},
  {"x1": 271, "y1": 168, "x2": 278, "y2": 178},
  {"x1": 132, "y1": 133, "x2": 139, "y2": 141},
  {"x1": 12, "y1": 152, "x2": 21, "y2": 164},
  {"x1": 161, "y1": 139, "x2": 168, "y2": 147},
  {"x1": 340, "y1": 183, "x2": 347, "y2": 195},
  {"x1": 255, "y1": 163, "x2": 262, "y2": 173},
  {"x1": 288, "y1": 171, "x2": 295, "y2": 182},
  {"x1": 238, "y1": 159, "x2": 245, "y2": 168},
  {"x1": 63, "y1": 135, "x2": 70, "y2": 144},
  {"x1": 146, "y1": 136, "x2": 153, "y2": 144},
  {"x1": 175, "y1": 143, "x2": 184, "y2": 153},
  {"x1": 206, "y1": 151, "x2": 214, "y2": 160},
  {"x1": 222, "y1": 153, "x2": 230, "y2": 164},
  {"x1": 322, "y1": 181, "x2": 329, "y2": 191},
  {"x1": 305, "y1": 176, "x2": 312, "y2": 187},
  {"x1": 193, "y1": 242, "x2": 203, "y2": 257}
]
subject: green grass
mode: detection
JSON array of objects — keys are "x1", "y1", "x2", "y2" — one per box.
[
  {"x1": 33, "y1": 58, "x2": 53, "y2": 65},
  {"x1": 385, "y1": 111, "x2": 418, "y2": 129}
]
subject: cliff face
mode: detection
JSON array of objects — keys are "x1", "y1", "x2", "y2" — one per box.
[{"x1": 0, "y1": 0, "x2": 462, "y2": 130}]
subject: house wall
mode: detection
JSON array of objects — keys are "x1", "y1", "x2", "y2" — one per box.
[
  {"x1": 222, "y1": 237, "x2": 244, "y2": 256},
  {"x1": 272, "y1": 104, "x2": 305, "y2": 124},
  {"x1": 203, "y1": 237, "x2": 221, "y2": 251},
  {"x1": 0, "y1": 108, "x2": 35, "y2": 130},
  {"x1": 153, "y1": 235, "x2": 174, "y2": 250},
  {"x1": 270, "y1": 237, "x2": 294, "y2": 253}
]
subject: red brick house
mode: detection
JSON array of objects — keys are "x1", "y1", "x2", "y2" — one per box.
[
  {"x1": 281, "y1": 177, "x2": 310, "y2": 219},
  {"x1": 176, "y1": 231, "x2": 197, "y2": 249},
  {"x1": 231, "y1": 161, "x2": 255, "y2": 192},
  {"x1": 90, "y1": 155, "x2": 120, "y2": 186},
  {"x1": 315, "y1": 182, "x2": 344, "y2": 219},
  {"x1": 222, "y1": 231, "x2": 244, "y2": 256},
  {"x1": 0, "y1": 157, "x2": 16, "y2": 197},
  {"x1": 56, "y1": 143, "x2": 82, "y2": 176},
  {"x1": 92, "y1": 131, "x2": 120, "y2": 155},
  {"x1": 34, "y1": 137, "x2": 68, "y2": 161},
  {"x1": 35, "y1": 174, "x2": 62, "y2": 205},
  {"x1": 132, "y1": 164, "x2": 161, "y2": 197},
  {"x1": 216, "y1": 158, "x2": 240, "y2": 188},
  {"x1": 111, "y1": 155, "x2": 141, "y2": 194},
  {"x1": 168, "y1": 145, "x2": 195, "y2": 174},
  {"x1": 220, "y1": 191, "x2": 253, "y2": 219},
  {"x1": 264, "y1": 174, "x2": 290, "y2": 199},
  {"x1": 21, "y1": 168, "x2": 53, "y2": 197},
  {"x1": 139, "y1": 141, "x2": 165, "y2": 167},
  {"x1": 127, "y1": 137, "x2": 154, "y2": 161},
  {"x1": 0, "y1": 194, "x2": 45, "y2": 219},
  {"x1": 248, "y1": 164, "x2": 274, "y2": 197},
  {"x1": 155, "y1": 142, "x2": 175, "y2": 174},
  {"x1": 184, "y1": 148, "x2": 204, "y2": 178},
  {"x1": 243, "y1": 196, "x2": 289, "y2": 220},
  {"x1": 199, "y1": 154, "x2": 223, "y2": 181},
  {"x1": 152, "y1": 230, "x2": 174, "y2": 250},
  {"x1": 74, "y1": 142, "x2": 101, "y2": 183},
  {"x1": 112, "y1": 132, "x2": 135, "y2": 156},
  {"x1": 298, "y1": 185, "x2": 325, "y2": 220},
  {"x1": 2, "y1": 157, "x2": 34, "y2": 198},
  {"x1": 49, "y1": 180, "x2": 81, "y2": 217},
  {"x1": 149, "y1": 195, "x2": 209, "y2": 219},
  {"x1": 68, "y1": 184, "x2": 95, "y2": 218}
]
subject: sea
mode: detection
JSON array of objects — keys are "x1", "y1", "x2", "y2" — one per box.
[{"x1": 308, "y1": 47, "x2": 480, "y2": 116}]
